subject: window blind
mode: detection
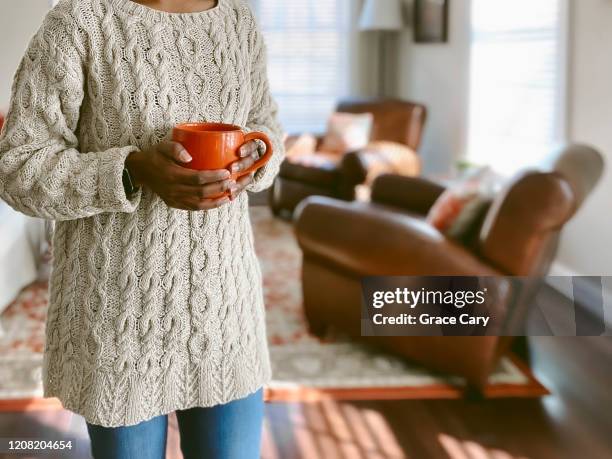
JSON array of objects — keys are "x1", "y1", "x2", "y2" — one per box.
[
  {"x1": 250, "y1": 0, "x2": 352, "y2": 134},
  {"x1": 467, "y1": 0, "x2": 567, "y2": 175}
]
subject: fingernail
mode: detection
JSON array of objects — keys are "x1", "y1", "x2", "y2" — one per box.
[
  {"x1": 240, "y1": 147, "x2": 250, "y2": 158},
  {"x1": 231, "y1": 164, "x2": 240, "y2": 173},
  {"x1": 221, "y1": 169, "x2": 231, "y2": 178},
  {"x1": 180, "y1": 151, "x2": 192, "y2": 163}
]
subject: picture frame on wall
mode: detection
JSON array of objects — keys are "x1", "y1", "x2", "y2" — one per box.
[{"x1": 414, "y1": 0, "x2": 449, "y2": 43}]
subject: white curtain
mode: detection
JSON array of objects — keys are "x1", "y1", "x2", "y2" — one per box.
[
  {"x1": 250, "y1": 0, "x2": 353, "y2": 134},
  {"x1": 467, "y1": 0, "x2": 567, "y2": 175}
]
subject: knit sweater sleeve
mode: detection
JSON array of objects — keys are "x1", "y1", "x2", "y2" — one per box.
[
  {"x1": 0, "y1": 13, "x2": 141, "y2": 221},
  {"x1": 244, "y1": 13, "x2": 285, "y2": 193}
]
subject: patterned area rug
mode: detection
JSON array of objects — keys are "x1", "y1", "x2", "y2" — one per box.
[{"x1": 0, "y1": 207, "x2": 546, "y2": 408}]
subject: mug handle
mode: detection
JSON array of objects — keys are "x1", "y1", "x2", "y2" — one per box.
[{"x1": 238, "y1": 131, "x2": 274, "y2": 177}]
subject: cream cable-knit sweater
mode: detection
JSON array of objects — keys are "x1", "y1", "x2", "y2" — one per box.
[{"x1": 0, "y1": 0, "x2": 285, "y2": 427}]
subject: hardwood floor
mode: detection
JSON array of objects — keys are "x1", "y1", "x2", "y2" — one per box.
[
  {"x1": 1, "y1": 334, "x2": 611, "y2": 459},
  {"x1": 264, "y1": 333, "x2": 612, "y2": 459},
  {"x1": 1, "y1": 282, "x2": 611, "y2": 459}
]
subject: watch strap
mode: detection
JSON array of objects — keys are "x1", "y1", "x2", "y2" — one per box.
[{"x1": 122, "y1": 167, "x2": 138, "y2": 197}]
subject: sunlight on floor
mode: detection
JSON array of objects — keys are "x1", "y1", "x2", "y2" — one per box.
[
  {"x1": 438, "y1": 433, "x2": 528, "y2": 459},
  {"x1": 266, "y1": 400, "x2": 407, "y2": 459},
  {"x1": 24, "y1": 409, "x2": 89, "y2": 440}
]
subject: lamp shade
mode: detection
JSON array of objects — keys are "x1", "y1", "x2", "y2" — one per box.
[{"x1": 359, "y1": 0, "x2": 405, "y2": 31}]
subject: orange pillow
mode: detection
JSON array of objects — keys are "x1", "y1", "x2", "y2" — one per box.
[
  {"x1": 320, "y1": 112, "x2": 374, "y2": 154},
  {"x1": 427, "y1": 169, "x2": 500, "y2": 242}
]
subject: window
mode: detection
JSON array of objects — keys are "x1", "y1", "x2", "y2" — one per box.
[
  {"x1": 467, "y1": 0, "x2": 568, "y2": 175},
  {"x1": 250, "y1": 0, "x2": 352, "y2": 134}
]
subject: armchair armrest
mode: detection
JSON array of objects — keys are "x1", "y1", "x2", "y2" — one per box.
[
  {"x1": 295, "y1": 196, "x2": 501, "y2": 277},
  {"x1": 341, "y1": 145, "x2": 421, "y2": 188},
  {"x1": 339, "y1": 151, "x2": 368, "y2": 185},
  {"x1": 284, "y1": 134, "x2": 301, "y2": 150},
  {"x1": 370, "y1": 174, "x2": 446, "y2": 216},
  {"x1": 285, "y1": 134, "x2": 325, "y2": 152}
]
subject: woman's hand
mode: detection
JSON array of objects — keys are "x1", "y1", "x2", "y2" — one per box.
[
  {"x1": 125, "y1": 140, "x2": 238, "y2": 211},
  {"x1": 231, "y1": 140, "x2": 261, "y2": 175},
  {"x1": 226, "y1": 140, "x2": 260, "y2": 198}
]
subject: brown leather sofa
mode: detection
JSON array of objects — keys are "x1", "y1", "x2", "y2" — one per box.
[
  {"x1": 294, "y1": 144, "x2": 604, "y2": 389},
  {"x1": 269, "y1": 98, "x2": 427, "y2": 216}
]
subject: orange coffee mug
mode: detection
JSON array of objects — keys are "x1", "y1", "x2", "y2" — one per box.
[{"x1": 172, "y1": 122, "x2": 274, "y2": 181}]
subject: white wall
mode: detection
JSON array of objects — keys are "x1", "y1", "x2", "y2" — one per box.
[
  {"x1": 0, "y1": 1, "x2": 50, "y2": 110},
  {"x1": 394, "y1": 0, "x2": 612, "y2": 275},
  {"x1": 395, "y1": 0, "x2": 472, "y2": 174},
  {"x1": 555, "y1": 0, "x2": 612, "y2": 276}
]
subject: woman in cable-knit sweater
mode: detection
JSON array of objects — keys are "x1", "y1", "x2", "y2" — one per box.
[{"x1": 0, "y1": 0, "x2": 285, "y2": 457}]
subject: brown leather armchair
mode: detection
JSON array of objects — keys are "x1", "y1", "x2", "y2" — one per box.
[
  {"x1": 269, "y1": 98, "x2": 427, "y2": 217},
  {"x1": 294, "y1": 144, "x2": 604, "y2": 389}
]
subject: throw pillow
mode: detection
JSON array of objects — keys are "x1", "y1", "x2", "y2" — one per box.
[
  {"x1": 320, "y1": 112, "x2": 374, "y2": 154},
  {"x1": 427, "y1": 168, "x2": 501, "y2": 243}
]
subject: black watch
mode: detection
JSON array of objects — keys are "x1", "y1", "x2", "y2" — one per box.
[{"x1": 122, "y1": 167, "x2": 138, "y2": 197}]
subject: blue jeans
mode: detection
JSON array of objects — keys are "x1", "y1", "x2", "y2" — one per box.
[{"x1": 86, "y1": 389, "x2": 264, "y2": 459}]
